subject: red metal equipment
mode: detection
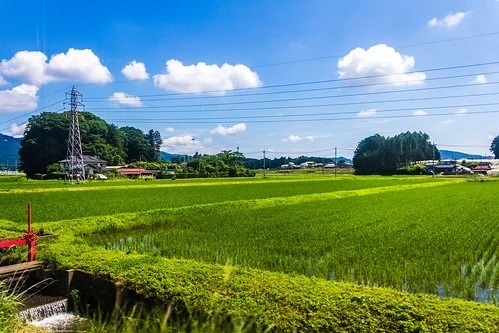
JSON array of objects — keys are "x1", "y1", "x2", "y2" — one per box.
[{"x1": 0, "y1": 203, "x2": 37, "y2": 261}]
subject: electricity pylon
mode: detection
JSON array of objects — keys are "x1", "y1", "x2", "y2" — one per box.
[{"x1": 65, "y1": 86, "x2": 85, "y2": 182}]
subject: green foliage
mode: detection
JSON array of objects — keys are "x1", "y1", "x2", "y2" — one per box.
[
  {"x1": 185, "y1": 151, "x2": 256, "y2": 178},
  {"x1": 490, "y1": 134, "x2": 499, "y2": 158},
  {"x1": 0, "y1": 284, "x2": 20, "y2": 333},
  {"x1": 43, "y1": 240, "x2": 499, "y2": 332},
  {"x1": 353, "y1": 131, "x2": 439, "y2": 174},
  {"x1": 396, "y1": 163, "x2": 427, "y2": 175},
  {"x1": 19, "y1": 111, "x2": 70, "y2": 178},
  {"x1": 18, "y1": 111, "x2": 162, "y2": 178}
]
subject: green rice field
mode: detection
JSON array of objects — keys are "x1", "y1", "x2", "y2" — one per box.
[
  {"x1": 2, "y1": 174, "x2": 499, "y2": 331},
  {"x1": 2, "y1": 175, "x2": 497, "y2": 300},
  {"x1": 84, "y1": 179, "x2": 497, "y2": 302}
]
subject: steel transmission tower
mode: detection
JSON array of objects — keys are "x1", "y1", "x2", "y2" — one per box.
[{"x1": 65, "y1": 86, "x2": 85, "y2": 182}]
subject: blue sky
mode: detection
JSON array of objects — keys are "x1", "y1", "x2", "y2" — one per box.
[{"x1": 1, "y1": 0, "x2": 498, "y2": 159}]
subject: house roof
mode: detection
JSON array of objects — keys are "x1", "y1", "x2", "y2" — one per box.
[
  {"x1": 119, "y1": 168, "x2": 156, "y2": 175},
  {"x1": 435, "y1": 164, "x2": 456, "y2": 170},
  {"x1": 59, "y1": 155, "x2": 107, "y2": 164},
  {"x1": 473, "y1": 165, "x2": 492, "y2": 171}
]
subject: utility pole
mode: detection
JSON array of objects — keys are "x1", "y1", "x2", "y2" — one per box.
[
  {"x1": 432, "y1": 142, "x2": 435, "y2": 178},
  {"x1": 65, "y1": 86, "x2": 85, "y2": 182},
  {"x1": 334, "y1": 146, "x2": 337, "y2": 178},
  {"x1": 263, "y1": 150, "x2": 266, "y2": 178}
]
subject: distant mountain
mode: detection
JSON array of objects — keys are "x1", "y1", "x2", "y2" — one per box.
[
  {"x1": 0, "y1": 133, "x2": 21, "y2": 167},
  {"x1": 332, "y1": 156, "x2": 353, "y2": 164},
  {"x1": 160, "y1": 151, "x2": 184, "y2": 162},
  {"x1": 439, "y1": 149, "x2": 491, "y2": 160}
]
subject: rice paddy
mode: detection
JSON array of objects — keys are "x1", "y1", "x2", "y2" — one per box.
[{"x1": 3, "y1": 174, "x2": 499, "y2": 331}]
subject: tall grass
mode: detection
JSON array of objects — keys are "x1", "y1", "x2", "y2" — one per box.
[{"x1": 0, "y1": 284, "x2": 21, "y2": 333}]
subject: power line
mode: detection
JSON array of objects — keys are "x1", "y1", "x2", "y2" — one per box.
[
  {"x1": 2, "y1": 61, "x2": 499, "y2": 132},
  {"x1": 85, "y1": 69, "x2": 499, "y2": 104},
  {"x1": 251, "y1": 32, "x2": 499, "y2": 68},
  {"x1": 90, "y1": 91, "x2": 499, "y2": 115},
  {"x1": 102, "y1": 101, "x2": 499, "y2": 122},
  {"x1": 0, "y1": 101, "x2": 65, "y2": 126},
  {"x1": 72, "y1": 31, "x2": 499, "y2": 95},
  {"x1": 85, "y1": 61, "x2": 499, "y2": 101},
  {"x1": 104, "y1": 109, "x2": 499, "y2": 124},
  {"x1": 87, "y1": 82, "x2": 499, "y2": 112}
]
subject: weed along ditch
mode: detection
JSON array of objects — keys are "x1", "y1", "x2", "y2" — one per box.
[
  {"x1": 17, "y1": 268, "x2": 176, "y2": 332},
  {"x1": 2, "y1": 177, "x2": 499, "y2": 331}
]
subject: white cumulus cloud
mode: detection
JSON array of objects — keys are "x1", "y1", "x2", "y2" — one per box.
[
  {"x1": 9, "y1": 122, "x2": 27, "y2": 137},
  {"x1": 0, "y1": 51, "x2": 48, "y2": 85},
  {"x1": 46, "y1": 48, "x2": 112, "y2": 83},
  {"x1": 338, "y1": 44, "x2": 426, "y2": 86},
  {"x1": 455, "y1": 108, "x2": 467, "y2": 115},
  {"x1": 0, "y1": 49, "x2": 112, "y2": 85},
  {"x1": 357, "y1": 108, "x2": 377, "y2": 117},
  {"x1": 166, "y1": 127, "x2": 175, "y2": 133},
  {"x1": 153, "y1": 59, "x2": 261, "y2": 94},
  {"x1": 0, "y1": 84, "x2": 39, "y2": 112},
  {"x1": 162, "y1": 135, "x2": 204, "y2": 153},
  {"x1": 210, "y1": 123, "x2": 247, "y2": 135},
  {"x1": 428, "y1": 12, "x2": 469, "y2": 28},
  {"x1": 0, "y1": 74, "x2": 9, "y2": 85},
  {"x1": 108, "y1": 92, "x2": 143, "y2": 107},
  {"x1": 473, "y1": 75, "x2": 487, "y2": 84},
  {"x1": 306, "y1": 136, "x2": 315, "y2": 142},
  {"x1": 122, "y1": 61, "x2": 149, "y2": 80},
  {"x1": 413, "y1": 110, "x2": 427, "y2": 116},
  {"x1": 282, "y1": 135, "x2": 302, "y2": 143}
]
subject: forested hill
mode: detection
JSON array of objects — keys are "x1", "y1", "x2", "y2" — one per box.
[
  {"x1": 0, "y1": 133, "x2": 21, "y2": 165},
  {"x1": 439, "y1": 149, "x2": 491, "y2": 160}
]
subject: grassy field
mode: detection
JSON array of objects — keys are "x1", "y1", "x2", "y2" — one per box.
[
  {"x1": 1, "y1": 174, "x2": 499, "y2": 332},
  {"x1": 0, "y1": 175, "x2": 440, "y2": 223},
  {"x1": 72, "y1": 179, "x2": 496, "y2": 302}
]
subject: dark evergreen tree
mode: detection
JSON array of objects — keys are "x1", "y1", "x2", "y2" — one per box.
[
  {"x1": 353, "y1": 132, "x2": 438, "y2": 174},
  {"x1": 120, "y1": 126, "x2": 149, "y2": 163},
  {"x1": 19, "y1": 112, "x2": 69, "y2": 177},
  {"x1": 145, "y1": 129, "x2": 163, "y2": 161},
  {"x1": 491, "y1": 135, "x2": 499, "y2": 159}
]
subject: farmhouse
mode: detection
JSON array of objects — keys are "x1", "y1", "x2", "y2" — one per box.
[
  {"x1": 280, "y1": 162, "x2": 299, "y2": 169},
  {"x1": 118, "y1": 168, "x2": 158, "y2": 178},
  {"x1": 59, "y1": 155, "x2": 107, "y2": 177},
  {"x1": 472, "y1": 161, "x2": 492, "y2": 175},
  {"x1": 299, "y1": 161, "x2": 317, "y2": 168},
  {"x1": 426, "y1": 159, "x2": 458, "y2": 175}
]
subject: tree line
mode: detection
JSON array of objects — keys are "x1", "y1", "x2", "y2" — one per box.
[
  {"x1": 19, "y1": 111, "x2": 162, "y2": 178},
  {"x1": 353, "y1": 131, "x2": 439, "y2": 174},
  {"x1": 18, "y1": 111, "x2": 256, "y2": 179}
]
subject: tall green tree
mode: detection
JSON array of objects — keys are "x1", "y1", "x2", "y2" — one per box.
[
  {"x1": 19, "y1": 111, "x2": 160, "y2": 177},
  {"x1": 353, "y1": 134, "x2": 386, "y2": 174},
  {"x1": 491, "y1": 135, "x2": 499, "y2": 159},
  {"x1": 121, "y1": 126, "x2": 149, "y2": 163},
  {"x1": 145, "y1": 129, "x2": 163, "y2": 161},
  {"x1": 19, "y1": 112, "x2": 69, "y2": 177},
  {"x1": 353, "y1": 132, "x2": 438, "y2": 174}
]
